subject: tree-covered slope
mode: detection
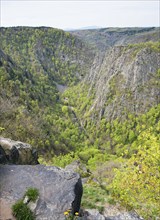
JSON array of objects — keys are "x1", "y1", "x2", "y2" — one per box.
[
  {"x1": 0, "y1": 27, "x2": 94, "y2": 153},
  {"x1": 0, "y1": 27, "x2": 94, "y2": 86}
]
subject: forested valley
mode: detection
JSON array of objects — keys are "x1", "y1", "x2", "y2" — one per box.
[{"x1": 0, "y1": 26, "x2": 160, "y2": 219}]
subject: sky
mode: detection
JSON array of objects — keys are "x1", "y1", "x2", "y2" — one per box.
[{"x1": 1, "y1": 0, "x2": 160, "y2": 30}]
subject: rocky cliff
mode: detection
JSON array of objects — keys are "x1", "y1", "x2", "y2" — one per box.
[{"x1": 84, "y1": 42, "x2": 160, "y2": 121}]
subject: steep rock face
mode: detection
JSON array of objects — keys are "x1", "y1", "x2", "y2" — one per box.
[
  {"x1": 85, "y1": 44, "x2": 160, "y2": 120},
  {"x1": 0, "y1": 165, "x2": 82, "y2": 220},
  {"x1": 0, "y1": 137, "x2": 38, "y2": 164}
]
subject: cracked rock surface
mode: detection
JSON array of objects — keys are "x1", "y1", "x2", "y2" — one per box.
[{"x1": 0, "y1": 164, "x2": 82, "y2": 220}]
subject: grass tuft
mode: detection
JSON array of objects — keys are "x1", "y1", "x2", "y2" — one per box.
[
  {"x1": 12, "y1": 200, "x2": 35, "y2": 220},
  {"x1": 24, "y1": 187, "x2": 39, "y2": 202}
]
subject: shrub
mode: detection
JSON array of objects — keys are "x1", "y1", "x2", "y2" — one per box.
[{"x1": 12, "y1": 200, "x2": 35, "y2": 220}]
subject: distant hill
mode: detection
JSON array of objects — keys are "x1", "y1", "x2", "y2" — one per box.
[
  {"x1": 66, "y1": 26, "x2": 102, "y2": 31},
  {"x1": 70, "y1": 27, "x2": 160, "y2": 52}
]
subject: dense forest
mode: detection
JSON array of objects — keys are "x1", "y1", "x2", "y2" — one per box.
[{"x1": 0, "y1": 26, "x2": 160, "y2": 219}]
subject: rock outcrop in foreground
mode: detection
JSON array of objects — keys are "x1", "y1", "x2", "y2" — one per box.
[
  {"x1": 0, "y1": 137, "x2": 39, "y2": 165},
  {"x1": 0, "y1": 137, "x2": 82, "y2": 220},
  {"x1": 0, "y1": 165, "x2": 82, "y2": 220}
]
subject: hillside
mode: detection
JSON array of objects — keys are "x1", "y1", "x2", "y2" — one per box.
[
  {"x1": 0, "y1": 26, "x2": 94, "y2": 154},
  {"x1": 70, "y1": 27, "x2": 160, "y2": 52},
  {"x1": 0, "y1": 26, "x2": 160, "y2": 219},
  {"x1": 0, "y1": 27, "x2": 94, "y2": 86}
]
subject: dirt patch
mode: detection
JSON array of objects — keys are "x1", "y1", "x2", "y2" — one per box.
[{"x1": 0, "y1": 198, "x2": 16, "y2": 220}]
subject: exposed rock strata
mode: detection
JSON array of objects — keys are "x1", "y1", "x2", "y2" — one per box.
[{"x1": 86, "y1": 45, "x2": 160, "y2": 120}]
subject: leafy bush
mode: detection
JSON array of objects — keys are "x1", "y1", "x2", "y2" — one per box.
[
  {"x1": 51, "y1": 152, "x2": 78, "y2": 168},
  {"x1": 78, "y1": 148, "x2": 99, "y2": 163}
]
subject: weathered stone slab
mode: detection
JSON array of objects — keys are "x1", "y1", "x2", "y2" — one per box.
[{"x1": 0, "y1": 165, "x2": 83, "y2": 220}]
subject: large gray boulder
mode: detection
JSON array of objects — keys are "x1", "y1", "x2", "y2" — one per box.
[
  {"x1": 0, "y1": 164, "x2": 83, "y2": 220},
  {"x1": 0, "y1": 137, "x2": 38, "y2": 164},
  {"x1": 81, "y1": 209, "x2": 143, "y2": 220}
]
